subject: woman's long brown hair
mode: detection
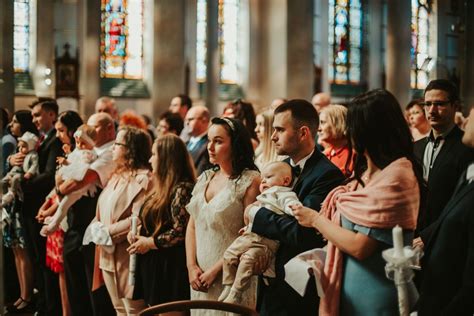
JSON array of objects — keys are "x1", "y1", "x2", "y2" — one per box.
[{"x1": 141, "y1": 134, "x2": 197, "y2": 237}]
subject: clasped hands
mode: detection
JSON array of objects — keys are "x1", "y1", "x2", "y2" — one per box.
[
  {"x1": 188, "y1": 264, "x2": 218, "y2": 293},
  {"x1": 126, "y1": 231, "x2": 154, "y2": 255}
]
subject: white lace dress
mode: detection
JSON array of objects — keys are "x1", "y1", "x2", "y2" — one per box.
[{"x1": 186, "y1": 169, "x2": 260, "y2": 315}]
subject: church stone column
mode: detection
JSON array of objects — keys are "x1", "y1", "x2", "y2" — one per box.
[
  {"x1": 286, "y1": 0, "x2": 313, "y2": 100},
  {"x1": 35, "y1": 0, "x2": 55, "y2": 98},
  {"x1": 185, "y1": 0, "x2": 199, "y2": 101},
  {"x1": 368, "y1": 0, "x2": 383, "y2": 90},
  {"x1": 386, "y1": 0, "x2": 411, "y2": 107},
  {"x1": 204, "y1": 0, "x2": 219, "y2": 115},
  {"x1": 0, "y1": 0, "x2": 14, "y2": 113},
  {"x1": 79, "y1": 0, "x2": 101, "y2": 117},
  {"x1": 151, "y1": 0, "x2": 187, "y2": 120}
]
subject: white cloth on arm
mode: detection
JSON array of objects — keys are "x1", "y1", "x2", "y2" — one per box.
[{"x1": 83, "y1": 221, "x2": 114, "y2": 253}]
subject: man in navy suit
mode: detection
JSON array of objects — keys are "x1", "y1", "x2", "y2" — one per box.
[
  {"x1": 248, "y1": 99, "x2": 345, "y2": 315},
  {"x1": 417, "y1": 103, "x2": 474, "y2": 315},
  {"x1": 185, "y1": 105, "x2": 211, "y2": 175},
  {"x1": 414, "y1": 79, "x2": 474, "y2": 237},
  {"x1": 16, "y1": 99, "x2": 63, "y2": 315}
]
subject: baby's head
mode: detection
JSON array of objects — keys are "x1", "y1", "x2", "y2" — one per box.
[
  {"x1": 73, "y1": 124, "x2": 97, "y2": 150},
  {"x1": 259, "y1": 161, "x2": 293, "y2": 192},
  {"x1": 17, "y1": 132, "x2": 38, "y2": 154}
]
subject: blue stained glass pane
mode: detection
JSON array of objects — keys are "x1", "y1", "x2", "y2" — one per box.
[
  {"x1": 350, "y1": 29, "x2": 361, "y2": 46},
  {"x1": 335, "y1": 25, "x2": 347, "y2": 37},
  {"x1": 349, "y1": 8, "x2": 361, "y2": 28},
  {"x1": 350, "y1": 48, "x2": 360, "y2": 64},
  {"x1": 328, "y1": 26, "x2": 334, "y2": 44},
  {"x1": 349, "y1": 66, "x2": 360, "y2": 82},
  {"x1": 14, "y1": 2, "x2": 29, "y2": 26},
  {"x1": 350, "y1": 0, "x2": 361, "y2": 8},
  {"x1": 14, "y1": 51, "x2": 29, "y2": 72},
  {"x1": 335, "y1": 10, "x2": 348, "y2": 25},
  {"x1": 336, "y1": 50, "x2": 348, "y2": 64}
]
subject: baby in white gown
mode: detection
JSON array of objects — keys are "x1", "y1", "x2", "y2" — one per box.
[{"x1": 40, "y1": 124, "x2": 98, "y2": 236}]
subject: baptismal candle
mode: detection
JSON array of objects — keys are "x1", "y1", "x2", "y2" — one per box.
[
  {"x1": 129, "y1": 216, "x2": 138, "y2": 285},
  {"x1": 392, "y1": 225, "x2": 404, "y2": 258}
]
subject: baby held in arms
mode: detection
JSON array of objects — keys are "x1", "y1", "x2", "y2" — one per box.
[
  {"x1": 40, "y1": 124, "x2": 98, "y2": 236},
  {"x1": 218, "y1": 161, "x2": 302, "y2": 304}
]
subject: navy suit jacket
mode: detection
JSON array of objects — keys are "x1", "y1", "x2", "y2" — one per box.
[
  {"x1": 252, "y1": 150, "x2": 345, "y2": 316},
  {"x1": 21, "y1": 129, "x2": 63, "y2": 217},
  {"x1": 418, "y1": 171, "x2": 474, "y2": 315},
  {"x1": 187, "y1": 136, "x2": 211, "y2": 175}
]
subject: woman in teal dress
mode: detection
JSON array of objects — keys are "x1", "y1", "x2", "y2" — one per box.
[{"x1": 293, "y1": 89, "x2": 424, "y2": 316}]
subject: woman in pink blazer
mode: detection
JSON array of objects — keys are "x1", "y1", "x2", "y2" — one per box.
[{"x1": 90, "y1": 126, "x2": 152, "y2": 316}]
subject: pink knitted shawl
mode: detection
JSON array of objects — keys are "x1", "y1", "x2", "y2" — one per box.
[{"x1": 319, "y1": 158, "x2": 419, "y2": 316}]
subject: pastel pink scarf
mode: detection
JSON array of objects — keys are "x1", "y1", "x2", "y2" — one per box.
[{"x1": 318, "y1": 158, "x2": 419, "y2": 316}]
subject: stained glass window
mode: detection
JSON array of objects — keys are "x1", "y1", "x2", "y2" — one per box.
[
  {"x1": 196, "y1": 0, "x2": 240, "y2": 84},
  {"x1": 411, "y1": 0, "x2": 430, "y2": 89},
  {"x1": 100, "y1": 0, "x2": 144, "y2": 79},
  {"x1": 14, "y1": 0, "x2": 31, "y2": 73},
  {"x1": 196, "y1": 0, "x2": 207, "y2": 82},
  {"x1": 328, "y1": 0, "x2": 363, "y2": 85}
]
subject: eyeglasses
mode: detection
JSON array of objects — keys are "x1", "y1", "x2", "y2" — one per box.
[
  {"x1": 421, "y1": 101, "x2": 451, "y2": 107},
  {"x1": 114, "y1": 142, "x2": 127, "y2": 147}
]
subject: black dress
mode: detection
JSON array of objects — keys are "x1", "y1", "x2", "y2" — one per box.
[{"x1": 133, "y1": 182, "x2": 194, "y2": 306}]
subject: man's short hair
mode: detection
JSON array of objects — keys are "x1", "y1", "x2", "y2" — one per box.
[
  {"x1": 96, "y1": 96, "x2": 116, "y2": 108},
  {"x1": 177, "y1": 94, "x2": 193, "y2": 110},
  {"x1": 274, "y1": 99, "x2": 319, "y2": 136},
  {"x1": 29, "y1": 98, "x2": 59, "y2": 115},
  {"x1": 424, "y1": 79, "x2": 459, "y2": 103}
]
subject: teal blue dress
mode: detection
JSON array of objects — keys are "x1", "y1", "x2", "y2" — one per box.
[{"x1": 339, "y1": 215, "x2": 413, "y2": 316}]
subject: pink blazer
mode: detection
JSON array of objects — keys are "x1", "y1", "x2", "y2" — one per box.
[{"x1": 92, "y1": 169, "x2": 152, "y2": 299}]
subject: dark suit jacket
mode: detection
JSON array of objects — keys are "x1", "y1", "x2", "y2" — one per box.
[
  {"x1": 187, "y1": 136, "x2": 211, "y2": 175},
  {"x1": 252, "y1": 150, "x2": 345, "y2": 316},
  {"x1": 414, "y1": 126, "x2": 474, "y2": 240},
  {"x1": 22, "y1": 129, "x2": 63, "y2": 217},
  {"x1": 418, "y1": 172, "x2": 474, "y2": 315}
]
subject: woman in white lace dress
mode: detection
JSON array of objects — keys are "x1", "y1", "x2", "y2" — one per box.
[{"x1": 186, "y1": 117, "x2": 260, "y2": 315}]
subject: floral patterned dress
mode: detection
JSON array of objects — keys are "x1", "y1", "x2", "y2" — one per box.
[{"x1": 133, "y1": 181, "x2": 194, "y2": 306}]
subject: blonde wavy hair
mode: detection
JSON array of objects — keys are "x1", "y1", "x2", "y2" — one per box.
[
  {"x1": 320, "y1": 104, "x2": 348, "y2": 140},
  {"x1": 255, "y1": 110, "x2": 279, "y2": 168}
]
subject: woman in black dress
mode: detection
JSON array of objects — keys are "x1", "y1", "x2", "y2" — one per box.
[{"x1": 128, "y1": 134, "x2": 196, "y2": 308}]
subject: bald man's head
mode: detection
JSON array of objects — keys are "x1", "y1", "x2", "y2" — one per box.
[
  {"x1": 311, "y1": 93, "x2": 331, "y2": 113},
  {"x1": 88, "y1": 112, "x2": 116, "y2": 146},
  {"x1": 185, "y1": 105, "x2": 210, "y2": 137}
]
